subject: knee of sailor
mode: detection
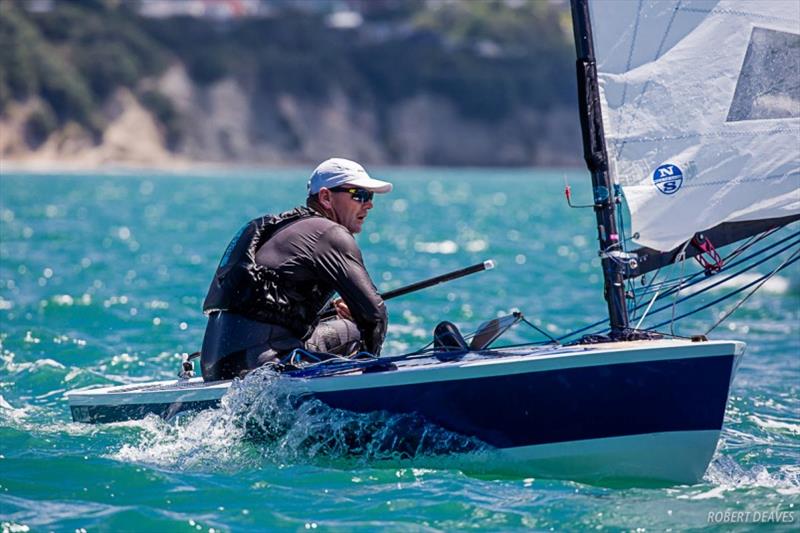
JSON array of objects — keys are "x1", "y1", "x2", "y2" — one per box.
[{"x1": 306, "y1": 318, "x2": 361, "y2": 354}]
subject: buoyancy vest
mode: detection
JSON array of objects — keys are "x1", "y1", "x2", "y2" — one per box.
[{"x1": 202, "y1": 207, "x2": 331, "y2": 337}]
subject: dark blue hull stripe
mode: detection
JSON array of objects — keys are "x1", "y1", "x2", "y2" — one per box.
[{"x1": 315, "y1": 354, "x2": 735, "y2": 447}]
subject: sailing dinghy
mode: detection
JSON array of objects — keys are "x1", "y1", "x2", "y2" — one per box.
[{"x1": 66, "y1": 0, "x2": 799, "y2": 484}]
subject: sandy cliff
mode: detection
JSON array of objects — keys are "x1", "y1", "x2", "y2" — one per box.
[
  {"x1": 1, "y1": 64, "x2": 581, "y2": 170},
  {"x1": 2, "y1": 89, "x2": 173, "y2": 170}
]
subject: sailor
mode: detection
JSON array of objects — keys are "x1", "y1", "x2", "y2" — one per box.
[{"x1": 200, "y1": 158, "x2": 391, "y2": 381}]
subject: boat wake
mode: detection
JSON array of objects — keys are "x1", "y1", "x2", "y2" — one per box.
[
  {"x1": 700, "y1": 455, "x2": 800, "y2": 496},
  {"x1": 112, "y1": 367, "x2": 489, "y2": 471}
]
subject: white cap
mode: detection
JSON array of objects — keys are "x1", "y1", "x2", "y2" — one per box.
[{"x1": 308, "y1": 158, "x2": 393, "y2": 195}]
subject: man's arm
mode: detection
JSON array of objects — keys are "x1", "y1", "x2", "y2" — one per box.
[{"x1": 315, "y1": 225, "x2": 387, "y2": 354}]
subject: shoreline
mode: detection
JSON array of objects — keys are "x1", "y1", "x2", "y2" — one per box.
[{"x1": 0, "y1": 158, "x2": 585, "y2": 175}]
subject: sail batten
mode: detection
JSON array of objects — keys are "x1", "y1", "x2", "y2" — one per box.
[{"x1": 587, "y1": 0, "x2": 800, "y2": 252}]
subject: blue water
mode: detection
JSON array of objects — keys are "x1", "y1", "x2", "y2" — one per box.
[{"x1": 1, "y1": 168, "x2": 798, "y2": 531}]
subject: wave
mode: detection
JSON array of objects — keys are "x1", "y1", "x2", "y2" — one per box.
[
  {"x1": 111, "y1": 367, "x2": 488, "y2": 471},
  {"x1": 698, "y1": 455, "x2": 800, "y2": 497}
]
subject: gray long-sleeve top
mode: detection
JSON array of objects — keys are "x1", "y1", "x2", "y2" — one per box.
[{"x1": 255, "y1": 215, "x2": 387, "y2": 354}]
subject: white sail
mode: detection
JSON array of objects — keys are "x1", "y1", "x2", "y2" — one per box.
[{"x1": 588, "y1": 0, "x2": 800, "y2": 251}]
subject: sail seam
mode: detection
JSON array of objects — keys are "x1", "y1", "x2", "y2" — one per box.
[
  {"x1": 620, "y1": 173, "x2": 797, "y2": 189},
  {"x1": 619, "y1": 0, "x2": 644, "y2": 112},
  {"x1": 609, "y1": 127, "x2": 800, "y2": 143},
  {"x1": 616, "y1": 0, "x2": 683, "y2": 162},
  {"x1": 678, "y1": 7, "x2": 790, "y2": 24},
  {"x1": 674, "y1": 173, "x2": 799, "y2": 188}
]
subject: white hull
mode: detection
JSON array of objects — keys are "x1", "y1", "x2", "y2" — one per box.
[{"x1": 496, "y1": 430, "x2": 720, "y2": 484}]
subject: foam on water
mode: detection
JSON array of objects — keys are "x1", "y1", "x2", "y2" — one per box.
[
  {"x1": 749, "y1": 414, "x2": 800, "y2": 436},
  {"x1": 111, "y1": 367, "x2": 488, "y2": 472},
  {"x1": 0, "y1": 395, "x2": 29, "y2": 422},
  {"x1": 702, "y1": 455, "x2": 800, "y2": 496},
  {"x1": 111, "y1": 411, "x2": 257, "y2": 471}
]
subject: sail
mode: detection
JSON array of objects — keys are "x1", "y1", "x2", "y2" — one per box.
[{"x1": 587, "y1": 0, "x2": 800, "y2": 252}]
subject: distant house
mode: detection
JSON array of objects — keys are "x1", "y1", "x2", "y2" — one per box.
[{"x1": 135, "y1": 0, "x2": 382, "y2": 21}]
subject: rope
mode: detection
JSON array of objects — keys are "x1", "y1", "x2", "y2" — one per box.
[
  {"x1": 640, "y1": 237, "x2": 800, "y2": 321},
  {"x1": 629, "y1": 232, "x2": 800, "y2": 310},
  {"x1": 631, "y1": 266, "x2": 663, "y2": 317},
  {"x1": 606, "y1": 238, "x2": 800, "y2": 335},
  {"x1": 517, "y1": 314, "x2": 560, "y2": 344},
  {"x1": 647, "y1": 252, "x2": 800, "y2": 331},
  {"x1": 670, "y1": 241, "x2": 690, "y2": 336},
  {"x1": 557, "y1": 228, "x2": 800, "y2": 341},
  {"x1": 704, "y1": 248, "x2": 800, "y2": 335},
  {"x1": 721, "y1": 225, "x2": 781, "y2": 264},
  {"x1": 633, "y1": 230, "x2": 800, "y2": 300}
]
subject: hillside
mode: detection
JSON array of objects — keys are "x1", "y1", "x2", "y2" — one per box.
[{"x1": 0, "y1": 0, "x2": 582, "y2": 168}]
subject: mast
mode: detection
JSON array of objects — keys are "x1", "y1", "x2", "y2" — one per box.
[{"x1": 570, "y1": 0, "x2": 629, "y2": 335}]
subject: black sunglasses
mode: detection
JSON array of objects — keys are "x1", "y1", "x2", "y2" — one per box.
[{"x1": 330, "y1": 187, "x2": 374, "y2": 203}]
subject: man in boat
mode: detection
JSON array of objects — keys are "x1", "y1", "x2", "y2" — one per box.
[{"x1": 200, "y1": 158, "x2": 391, "y2": 381}]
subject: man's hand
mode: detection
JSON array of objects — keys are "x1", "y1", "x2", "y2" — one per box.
[{"x1": 333, "y1": 298, "x2": 352, "y2": 320}]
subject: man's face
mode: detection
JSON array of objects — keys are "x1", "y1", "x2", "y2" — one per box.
[{"x1": 327, "y1": 187, "x2": 374, "y2": 234}]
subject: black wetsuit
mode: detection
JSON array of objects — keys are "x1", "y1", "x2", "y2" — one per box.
[{"x1": 201, "y1": 210, "x2": 387, "y2": 381}]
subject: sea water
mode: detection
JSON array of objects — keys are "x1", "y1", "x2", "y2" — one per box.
[{"x1": 1, "y1": 168, "x2": 798, "y2": 531}]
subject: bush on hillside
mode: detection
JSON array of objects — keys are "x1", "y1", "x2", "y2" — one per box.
[
  {"x1": 140, "y1": 89, "x2": 182, "y2": 149},
  {"x1": 1, "y1": 0, "x2": 576, "y2": 145},
  {"x1": 24, "y1": 104, "x2": 57, "y2": 148}
]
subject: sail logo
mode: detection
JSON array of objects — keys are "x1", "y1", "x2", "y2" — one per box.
[{"x1": 653, "y1": 164, "x2": 683, "y2": 195}]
